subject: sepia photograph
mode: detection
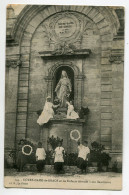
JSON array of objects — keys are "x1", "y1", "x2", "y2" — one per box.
[{"x1": 4, "y1": 4, "x2": 124, "y2": 190}]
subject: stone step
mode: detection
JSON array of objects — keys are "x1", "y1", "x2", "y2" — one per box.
[{"x1": 23, "y1": 164, "x2": 98, "y2": 173}]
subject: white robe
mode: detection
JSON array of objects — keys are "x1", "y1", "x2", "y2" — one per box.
[
  {"x1": 54, "y1": 146, "x2": 65, "y2": 163},
  {"x1": 67, "y1": 102, "x2": 79, "y2": 119},
  {"x1": 37, "y1": 102, "x2": 54, "y2": 125},
  {"x1": 78, "y1": 145, "x2": 90, "y2": 160}
]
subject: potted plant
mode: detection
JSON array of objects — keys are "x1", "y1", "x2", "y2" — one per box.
[
  {"x1": 100, "y1": 151, "x2": 111, "y2": 171},
  {"x1": 89, "y1": 141, "x2": 111, "y2": 172},
  {"x1": 89, "y1": 141, "x2": 104, "y2": 167}
]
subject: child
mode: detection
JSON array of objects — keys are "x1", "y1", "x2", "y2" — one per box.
[
  {"x1": 54, "y1": 141, "x2": 65, "y2": 174},
  {"x1": 36, "y1": 142, "x2": 46, "y2": 172},
  {"x1": 77, "y1": 140, "x2": 90, "y2": 173},
  {"x1": 66, "y1": 101, "x2": 79, "y2": 119},
  {"x1": 37, "y1": 96, "x2": 60, "y2": 125}
]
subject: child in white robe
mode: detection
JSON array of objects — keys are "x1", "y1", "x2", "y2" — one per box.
[
  {"x1": 37, "y1": 97, "x2": 59, "y2": 126},
  {"x1": 54, "y1": 142, "x2": 65, "y2": 173},
  {"x1": 66, "y1": 101, "x2": 79, "y2": 119},
  {"x1": 77, "y1": 141, "x2": 90, "y2": 173},
  {"x1": 36, "y1": 142, "x2": 46, "y2": 172}
]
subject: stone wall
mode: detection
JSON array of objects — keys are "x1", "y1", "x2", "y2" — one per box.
[
  {"x1": 5, "y1": 5, "x2": 124, "y2": 164},
  {"x1": 26, "y1": 9, "x2": 102, "y2": 146},
  {"x1": 5, "y1": 67, "x2": 19, "y2": 153}
]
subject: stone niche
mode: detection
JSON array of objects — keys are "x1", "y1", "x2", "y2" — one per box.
[
  {"x1": 40, "y1": 119, "x2": 85, "y2": 153},
  {"x1": 40, "y1": 52, "x2": 90, "y2": 110}
]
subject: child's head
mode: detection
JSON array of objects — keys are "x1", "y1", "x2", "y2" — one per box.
[
  {"x1": 83, "y1": 140, "x2": 88, "y2": 146},
  {"x1": 46, "y1": 96, "x2": 51, "y2": 102},
  {"x1": 19, "y1": 139, "x2": 25, "y2": 145},
  {"x1": 38, "y1": 142, "x2": 42, "y2": 148},
  {"x1": 58, "y1": 141, "x2": 62, "y2": 147},
  {"x1": 70, "y1": 100, "x2": 73, "y2": 105}
]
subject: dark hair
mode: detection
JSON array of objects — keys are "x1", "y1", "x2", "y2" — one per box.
[
  {"x1": 83, "y1": 140, "x2": 88, "y2": 144},
  {"x1": 58, "y1": 141, "x2": 62, "y2": 146},
  {"x1": 18, "y1": 139, "x2": 25, "y2": 145},
  {"x1": 38, "y1": 142, "x2": 42, "y2": 148}
]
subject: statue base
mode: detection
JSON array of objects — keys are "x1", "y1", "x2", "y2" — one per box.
[{"x1": 40, "y1": 118, "x2": 85, "y2": 153}]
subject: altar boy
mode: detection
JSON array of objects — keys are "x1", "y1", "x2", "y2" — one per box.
[
  {"x1": 36, "y1": 142, "x2": 46, "y2": 172},
  {"x1": 77, "y1": 140, "x2": 90, "y2": 173},
  {"x1": 54, "y1": 141, "x2": 65, "y2": 173}
]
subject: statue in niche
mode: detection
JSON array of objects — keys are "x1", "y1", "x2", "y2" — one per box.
[{"x1": 55, "y1": 70, "x2": 72, "y2": 108}]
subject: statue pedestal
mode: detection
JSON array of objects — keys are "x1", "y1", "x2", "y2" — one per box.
[{"x1": 40, "y1": 118, "x2": 85, "y2": 153}]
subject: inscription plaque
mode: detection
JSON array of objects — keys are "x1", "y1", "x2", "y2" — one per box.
[
  {"x1": 46, "y1": 12, "x2": 83, "y2": 42},
  {"x1": 55, "y1": 17, "x2": 77, "y2": 38}
]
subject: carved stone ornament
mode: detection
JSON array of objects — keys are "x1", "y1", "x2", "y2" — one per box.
[
  {"x1": 6, "y1": 59, "x2": 22, "y2": 68},
  {"x1": 109, "y1": 49, "x2": 124, "y2": 64},
  {"x1": 109, "y1": 55, "x2": 123, "y2": 64},
  {"x1": 52, "y1": 42, "x2": 76, "y2": 55},
  {"x1": 42, "y1": 12, "x2": 84, "y2": 44}
]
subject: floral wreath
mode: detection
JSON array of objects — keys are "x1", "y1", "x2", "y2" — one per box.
[
  {"x1": 70, "y1": 129, "x2": 81, "y2": 141},
  {"x1": 22, "y1": 145, "x2": 33, "y2": 156}
]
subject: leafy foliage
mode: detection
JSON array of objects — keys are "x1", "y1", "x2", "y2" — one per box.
[
  {"x1": 89, "y1": 141, "x2": 111, "y2": 168},
  {"x1": 79, "y1": 107, "x2": 89, "y2": 119},
  {"x1": 47, "y1": 135, "x2": 63, "y2": 150},
  {"x1": 64, "y1": 153, "x2": 78, "y2": 166}
]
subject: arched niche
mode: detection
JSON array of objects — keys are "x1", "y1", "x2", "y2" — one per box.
[{"x1": 45, "y1": 62, "x2": 85, "y2": 110}]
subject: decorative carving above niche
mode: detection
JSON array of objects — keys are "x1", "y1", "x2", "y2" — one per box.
[
  {"x1": 52, "y1": 42, "x2": 76, "y2": 55},
  {"x1": 39, "y1": 49, "x2": 91, "y2": 59},
  {"x1": 41, "y1": 11, "x2": 94, "y2": 50}
]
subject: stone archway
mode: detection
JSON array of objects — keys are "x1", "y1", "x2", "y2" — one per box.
[{"x1": 12, "y1": 5, "x2": 121, "y2": 151}]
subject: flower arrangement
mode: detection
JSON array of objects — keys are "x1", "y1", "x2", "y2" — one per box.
[
  {"x1": 64, "y1": 153, "x2": 78, "y2": 166},
  {"x1": 22, "y1": 145, "x2": 33, "y2": 156},
  {"x1": 70, "y1": 129, "x2": 81, "y2": 141},
  {"x1": 89, "y1": 141, "x2": 111, "y2": 171},
  {"x1": 47, "y1": 135, "x2": 63, "y2": 150},
  {"x1": 79, "y1": 106, "x2": 90, "y2": 119}
]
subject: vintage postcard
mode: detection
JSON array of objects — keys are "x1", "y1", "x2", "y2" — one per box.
[{"x1": 4, "y1": 4, "x2": 124, "y2": 190}]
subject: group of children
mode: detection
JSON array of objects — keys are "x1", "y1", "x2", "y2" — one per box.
[
  {"x1": 36, "y1": 140, "x2": 90, "y2": 174},
  {"x1": 36, "y1": 141, "x2": 65, "y2": 173}
]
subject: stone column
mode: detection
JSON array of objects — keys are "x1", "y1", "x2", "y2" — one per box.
[
  {"x1": 5, "y1": 57, "x2": 20, "y2": 155},
  {"x1": 15, "y1": 54, "x2": 30, "y2": 144},
  {"x1": 45, "y1": 76, "x2": 53, "y2": 98},
  {"x1": 75, "y1": 75, "x2": 85, "y2": 110},
  {"x1": 100, "y1": 50, "x2": 112, "y2": 151},
  {"x1": 110, "y1": 49, "x2": 124, "y2": 153}
]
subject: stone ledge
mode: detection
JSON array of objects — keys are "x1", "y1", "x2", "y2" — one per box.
[
  {"x1": 23, "y1": 164, "x2": 98, "y2": 173},
  {"x1": 39, "y1": 49, "x2": 91, "y2": 59},
  {"x1": 49, "y1": 118, "x2": 85, "y2": 124}
]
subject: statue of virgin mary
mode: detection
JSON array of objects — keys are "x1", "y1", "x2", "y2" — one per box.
[{"x1": 55, "y1": 70, "x2": 72, "y2": 108}]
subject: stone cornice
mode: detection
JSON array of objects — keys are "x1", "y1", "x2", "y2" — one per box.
[
  {"x1": 109, "y1": 49, "x2": 124, "y2": 64},
  {"x1": 39, "y1": 49, "x2": 91, "y2": 59},
  {"x1": 6, "y1": 35, "x2": 19, "y2": 47},
  {"x1": 6, "y1": 55, "x2": 22, "y2": 68}
]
